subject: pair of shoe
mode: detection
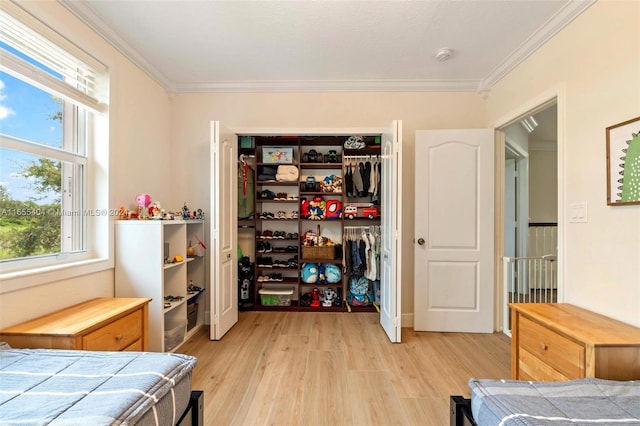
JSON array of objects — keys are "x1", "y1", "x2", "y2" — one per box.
[
  {"x1": 257, "y1": 274, "x2": 283, "y2": 282},
  {"x1": 272, "y1": 231, "x2": 286, "y2": 239},
  {"x1": 285, "y1": 232, "x2": 299, "y2": 239},
  {"x1": 257, "y1": 257, "x2": 273, "y2": 267},
  {"x1": 259, "y1": 211, "x2": 275, "y2": 219},
  {"x1": 344, "y1": 135, "x2": 366, "y2": 149},
  {"x1": 272, "y1": 259, "x2": 290, "y2": 268},
  {"x1": 260, "y1": 189, "x2": 276, "y2": 200},
  {"x1": 258, "y1": 230, "x2": 273, "y2": 239},
  {"x1": 257, "y1": 241, "x2": 272, "y2": 253}
]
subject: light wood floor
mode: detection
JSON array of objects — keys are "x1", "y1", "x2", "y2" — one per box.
[{"x1": 178, "y1": 312, "x2": 511, "y2": 426}]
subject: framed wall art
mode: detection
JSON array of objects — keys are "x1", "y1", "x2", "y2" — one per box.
[{"x1": 606, "y1": 116, "x2": 640, "y2": 206}]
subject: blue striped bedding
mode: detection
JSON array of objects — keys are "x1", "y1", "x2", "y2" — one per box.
[
  {"x1": 0, "y1": 344, "x2": 197, "y2": 425},
  {"x1": 469, "y1": 378, "x2": 640, "y2": 426}
]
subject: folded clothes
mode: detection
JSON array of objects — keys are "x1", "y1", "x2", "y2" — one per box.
[
  {"x1": 258, "y1": 165, "x2": 278, "y2": 181},
  {"x1": 276, "y1": 165, "x2": 299, "y2": 182}
]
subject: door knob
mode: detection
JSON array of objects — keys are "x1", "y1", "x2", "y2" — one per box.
[{"x1": 417, "y1": 238, "x2": 425, "y2": 245}]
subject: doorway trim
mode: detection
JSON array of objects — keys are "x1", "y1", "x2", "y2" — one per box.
[{"x1": 491, "y1": 84, "x2": 566, "y2": 332}]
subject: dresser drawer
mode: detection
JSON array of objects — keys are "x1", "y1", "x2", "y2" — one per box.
[
  {"x1": 82, "y1": 310, "x2": 142, "y2": 351},
  {"x1": 518, "y1": 315, "x2": 585, "y2": 379},
  {"x1": 518, "y1": 347, "x2": 573, "y2": 381}
]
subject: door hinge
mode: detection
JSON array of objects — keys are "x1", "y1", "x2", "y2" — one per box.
[{"x1": 393, "y1": 317, "x2": 400, "y2": 327}]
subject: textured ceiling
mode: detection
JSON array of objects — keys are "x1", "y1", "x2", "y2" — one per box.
[{"x1": 60, "y1": 0, "x2": 593, "y2": 93}]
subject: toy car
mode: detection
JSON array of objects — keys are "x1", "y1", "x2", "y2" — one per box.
[
  {"x1": 300, "y1": 176, "x2": 321, "y2": 192},
  {"x1": 344, "y1": 205, "x2": 358, "y2": 219},
  {"x1": 302, "y1": 149, "x2": 322, "y2": 163},
  {"x1": 323, "y1": 150, "x2": 341, "y2": 163},
  {"x1": 362, "y1": 207, "x2": 379, "y2": 219}
]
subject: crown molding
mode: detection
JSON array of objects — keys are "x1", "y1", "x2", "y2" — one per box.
[
  {"x1": 58, "y1": 0, "x2": 176, "y2": 92},
  {"x1": 479, "y1": 0, "x2": 596, "y2": 90},
  {"x1": 56, "y1": 0, "x2": 481, "y2": 93},
  {"x1": 60, "y1": 0, "x2": 593, "y2": 94},
  {"x1": 175, "y1": 79, "x2": 480, "y2": 93}
]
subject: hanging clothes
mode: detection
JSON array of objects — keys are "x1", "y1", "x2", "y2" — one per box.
[
  {"x1": 344, "y1": 162, "x2": 354, "y2": 197},
  {"x1": 352, "y1": 159, "x2": 364, "y2": 196},
  {"x1": 361, "y1": 160, "x2": 371, "y2": 196}
]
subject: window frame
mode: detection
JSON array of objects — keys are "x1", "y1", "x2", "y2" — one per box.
[{"x1": 0, "y1": 1, "x2": 110, "y2": 292}]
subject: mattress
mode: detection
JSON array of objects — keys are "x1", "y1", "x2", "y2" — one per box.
[
  {"x1": 0, "y1": 344, "x2": 197, "y2": 425},
  {"x1": 469, "y1": 378, "x2": 640, "y2": 426}
]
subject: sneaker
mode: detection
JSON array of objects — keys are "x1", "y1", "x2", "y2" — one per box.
[
  {"x1": 260, "y1": 190, "x2": 276, "y2": 200},
  {"x1": 257, "y1": 241, "x2": 266, "y2": 253},
  {"x1": 344, "y1": 135, "x2": 366, "y2": 149},
  {"x1": 263, "y1": 242, "x2": 272, "y2": 252},
  {"x1": 276, "y1": 210, "x2": 287, "y2": 219},
  {"x1": 261, "y1": 230, "x2": 273, "y2": 239}
]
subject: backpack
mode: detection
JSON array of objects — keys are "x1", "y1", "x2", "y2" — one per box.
[{"x1": 346, "y1": 275, "x2": 374, "y2": 307}]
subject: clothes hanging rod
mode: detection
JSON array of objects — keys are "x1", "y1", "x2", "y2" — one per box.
[
  {"x1": 343, "y1": 225, "x2": 381, "y2": 231},
  {"x1": 343, "y1": 154, "x2": 380, "y2": 160}
]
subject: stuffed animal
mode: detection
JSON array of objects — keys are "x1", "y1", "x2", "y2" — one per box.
[
  {"x1": 317, "y1": 264, "x2": 326, "y2": 284},
  {"x1": 301, "y1": 263, "x2": 319, "y2": 283},
  {"x1": 325, "y1": 199, "x2": 342, "y2": 220},
  {"x1": 135, "y1": 194, "x2": 152, "y2": 219},
  {"x1": 323, "y1": 263, "x2": 341, "y2": 283}
]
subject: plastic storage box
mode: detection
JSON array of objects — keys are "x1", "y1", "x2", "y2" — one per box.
[
  {"x1": 259, "y1": 288, "x2": 294, "y2": 306},
  {"x1": 187, "y1": 303, "x2": 198, "y2": 331},
  {"x1": 164, "y1": 318, "x2": 186, "y2": 351},
  {"x1": 262, "y1": 146, "x2": 293, "y2": 164}
]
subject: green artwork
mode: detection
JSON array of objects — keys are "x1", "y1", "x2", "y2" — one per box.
[{"x1": 619, "y1": 132, "x2": 640, "y2": 202}]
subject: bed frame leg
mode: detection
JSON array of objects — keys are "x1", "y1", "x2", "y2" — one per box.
[
  {"x1": 450, "y1": 395, "x2": 476, "y2": 426},
  {"x1": 177, "y1": 390, "x2": 203, "y2": 426},
  {"x1": 190, "y1": 390, "x2": 203, "y2": 426}
]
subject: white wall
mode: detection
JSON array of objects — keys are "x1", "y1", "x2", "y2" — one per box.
[
  {"x1": 0, "y1": 1, "x2": 173, "y2": 328},
  {"x1": 171, "y1": 92, "x2": 488, "y2": 319},
  {"x1": 529, "y1": 149, "x2": 558, "y2": 223},
  {"x1": 486, "y1": 0, "x2": 640, "y2": 326},
  {"x1": 3, "y1": 0, "x2": 638, "y2": 329}
]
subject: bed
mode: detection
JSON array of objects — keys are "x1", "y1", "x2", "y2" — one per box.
[
  {"x1": 451, "y1": 378, "x2": 640, "y2": 426},
  {"x1": 0, "y1": 343, "x2": 202, "y2": 425}
]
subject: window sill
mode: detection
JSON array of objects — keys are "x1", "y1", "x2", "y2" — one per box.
[{"x1": 0, "y1": 257, "x2": 113, "y2": 295}]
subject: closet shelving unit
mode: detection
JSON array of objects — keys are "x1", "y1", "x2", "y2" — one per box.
[{"x1": 238, "y1": 135, "x2": 381, "y2": 312}]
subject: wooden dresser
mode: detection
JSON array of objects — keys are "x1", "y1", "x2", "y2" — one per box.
[
  {"x1": 510, "y1": 303, "x2": 640, "y2": 381},
  {"x1": 0, "y1": 297, "x2": 151, "y2": 351}
]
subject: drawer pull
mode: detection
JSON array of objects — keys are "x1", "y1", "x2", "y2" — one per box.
[
  {"x1": 540, "y1": 342, "x2": 548, "y2": 351},
  {"x1": 115, "y1": 334, "x2": 124, "y2": 341}
]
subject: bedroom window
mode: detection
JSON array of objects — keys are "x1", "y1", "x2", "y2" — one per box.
[{"x1": 0, "y1": 3, "x2": 109, "y2": 280}]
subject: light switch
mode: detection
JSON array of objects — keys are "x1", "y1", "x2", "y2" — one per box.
[{"x1": 569, "y1": 202, "x2": 587, "y2": 223}]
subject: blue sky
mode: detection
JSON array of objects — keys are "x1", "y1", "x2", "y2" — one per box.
[{"x1": 0, "y1": 42, "x2": 62, "y2": 202}]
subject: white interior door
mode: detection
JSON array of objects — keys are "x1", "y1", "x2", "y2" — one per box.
[
  {"x1": 380, "y1": 120, "x2": 402, "y2": 342},
  {"x1": 210, "y1": 121, "x2": 238, "y2": 340},
  {"x1": 414, "y1": 129, "x2": 494, "y2": 333}
]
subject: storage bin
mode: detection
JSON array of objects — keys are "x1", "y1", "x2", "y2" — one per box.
[
  {"x1": 164, "y1": 319, "x2": 186, "y2": 351},
  {"x1": 262, "y1": 146, "x2": 293, "y2": 164},
  {"x1": 259, "y1": 288, "x2": 294, "y2": 306},
  {"x1": 187, "y1": 303, "x2": 198, "y2": 331}
]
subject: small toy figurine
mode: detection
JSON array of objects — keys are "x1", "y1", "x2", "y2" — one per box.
[
  {"x1": 136, "y1": 194, "x2": 152, "y2": 219},
  {"x1": 323, "y1": 288, "x2": 337, "y2": 307},
  {"x1": 310, "y1": 288, "x2": 321, "y2": 307},
  {"x1": 182, "y1": 202, "x2": 190, "y2": 219},
  {"x1": 197, "y1": 209, "x2": 204, "y2": 219},
  {"x1": 148, "y1": 201, "x2": 162, "y2": 219}
]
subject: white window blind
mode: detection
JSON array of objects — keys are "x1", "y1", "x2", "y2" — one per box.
[{"x1": 0, "y1": 1, "x2": 107, "y2": 112}]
